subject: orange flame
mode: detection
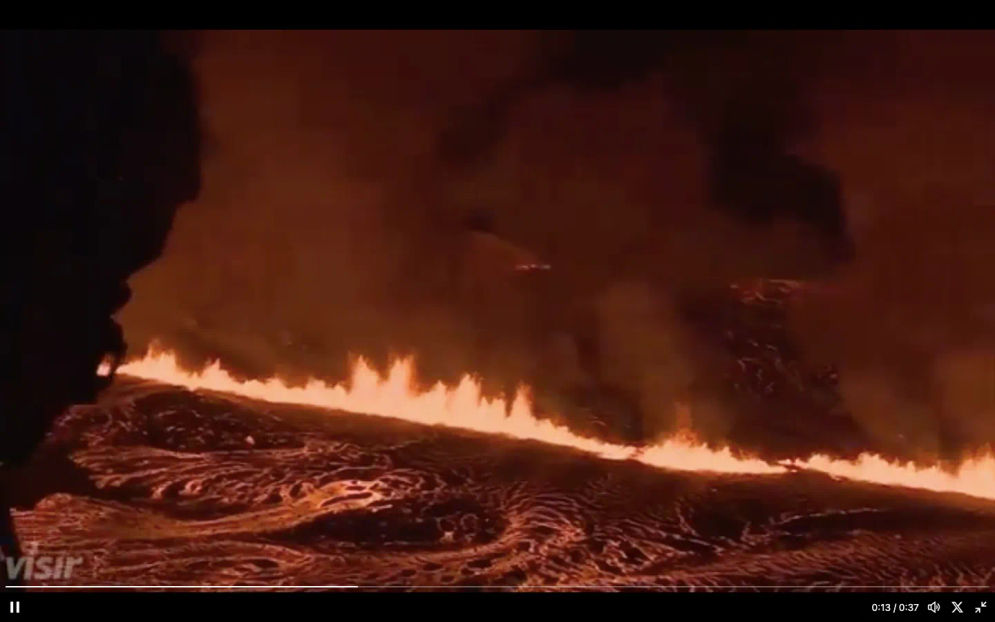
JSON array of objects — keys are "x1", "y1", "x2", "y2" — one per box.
[{"x1": 104, "y1": 348, "x2": 995, "y2": 500}]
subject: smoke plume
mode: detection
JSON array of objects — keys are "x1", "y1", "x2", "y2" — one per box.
[{"x1": 120, "y1": 31, "x2": 995, "y2": 460}]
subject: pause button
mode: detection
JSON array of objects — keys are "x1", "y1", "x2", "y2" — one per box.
[{"x1": 9, "y1": 601, "x2": 20, "y2": 614}]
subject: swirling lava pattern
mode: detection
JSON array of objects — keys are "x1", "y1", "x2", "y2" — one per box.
[{"x1": 12, "y1": 379, "x2": 995, "y2": 590}]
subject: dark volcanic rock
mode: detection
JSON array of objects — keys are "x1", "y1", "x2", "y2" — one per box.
[{"x1": 9, "y1": 381, "x2": 995, "y2": 590}]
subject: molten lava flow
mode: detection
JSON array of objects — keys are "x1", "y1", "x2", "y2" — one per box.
[
  {"x1": 105, "y1": 348, "x2": 995, "y2": 500},
  {"x1": 791, "y1": 453, "x2": 995, "y2": 501},
  {"x1": 106, "y1": 349, "x2": 780, "y2": 474}
]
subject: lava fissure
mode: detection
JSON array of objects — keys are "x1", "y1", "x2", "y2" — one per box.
[{"x1": 107, "y1": 348, "x2": 995, "y2": 501}]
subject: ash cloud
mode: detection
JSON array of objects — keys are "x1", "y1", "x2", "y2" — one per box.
[
  {"x1": 119, "y1": 30, "x2": 995, "y2": 460},
  {"x1": 790, "y1": 31, "x2": 995, "y2": 461}
]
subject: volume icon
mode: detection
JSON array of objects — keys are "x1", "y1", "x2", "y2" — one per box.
[{"x1": 927, "y1": 602, "x2": 941, "y2": 614}]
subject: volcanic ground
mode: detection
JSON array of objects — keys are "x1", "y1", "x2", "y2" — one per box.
[{"x1": 5, "y1": 376, "x2": 995, "y2": 591}]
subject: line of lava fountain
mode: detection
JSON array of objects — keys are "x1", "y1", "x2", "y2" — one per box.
[{"x1": 105, "y1": 348, "x2": 995, "y2": 500}]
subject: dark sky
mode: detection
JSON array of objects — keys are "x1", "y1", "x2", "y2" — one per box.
[{"x1": 120, "y1": 30, "x2": 995, "y2": 460}]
